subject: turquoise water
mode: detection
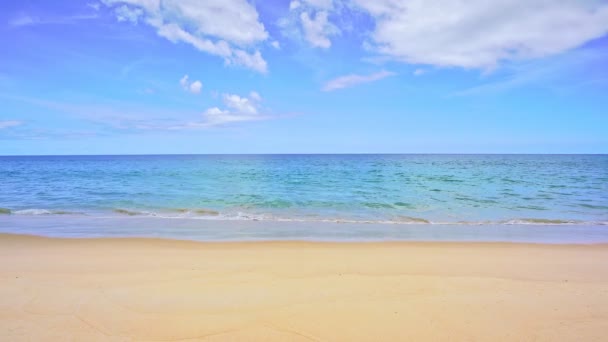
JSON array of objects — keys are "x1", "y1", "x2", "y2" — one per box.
[{"x1": 1, "y1": 154, "x2": 607, "y2": 226}]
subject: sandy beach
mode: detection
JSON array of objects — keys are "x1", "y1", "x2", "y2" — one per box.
[{"x1": 1, "y1": 234, "x2": 607, "y2": 341}]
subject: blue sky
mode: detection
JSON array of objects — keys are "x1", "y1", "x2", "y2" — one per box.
[{"x1": 1, "y1": 0, "x2": 607, "y2": 154}]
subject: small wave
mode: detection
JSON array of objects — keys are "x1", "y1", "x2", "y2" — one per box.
[
  {"x1": 113, "y1": 208, "x2": 221, "y2": 217},
  {"x1": 514, "y1": 205, "x2": 548, "y2": 211},
  {"x1": 167, "y1": 208, "x2": 220, "y2": 216},
  {"x1": 12, "y1": 209, "x2": 79, "y2": 215},
  {"x1": 394, "y1": 215, "x2": 430, "y2": 224},
  {"x1": 113, "y1": 208, "x2": 154, "y2": 216},
  {"x1": 7, "y1": 207, "x2": 607, "y2": 226},
  {"x1": 578, "y1": 204, "x2": 608, "y2": 210},
  {"x1": 193, "y1": 209, "x2": 220, "y2": 216},
  {"x1": 363, "y1": 202, "x2": 394, "y2": 209},
  {"x1": 393, "y1": 202, "x2": 415, "y2": 208},
  {"x1": 504, "y1": 218, "x2": 580, "y2": 225},
  {"x1": 176, "y1": 215, "x2": 608, "y2": 226}
]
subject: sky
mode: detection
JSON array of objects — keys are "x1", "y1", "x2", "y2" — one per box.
[{"x1": 0, "y1": 0, "x2": 607, "y2": 155}]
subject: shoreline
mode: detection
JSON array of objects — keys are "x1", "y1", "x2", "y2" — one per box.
[
  {"x1": 3, "y1": 216, "x2": 608, "y2": 244},
  {"x1": 2, "y1": 232, "x2": 608, "y2": 340},
  {"x1": 3, "y1": 232, "x2": 608, "y2": 247},
  {"x1": 2, "y1": 209, "x2": 607, "y2": 226}
]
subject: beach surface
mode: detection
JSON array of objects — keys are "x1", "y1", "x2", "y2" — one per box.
[{"x1": 1, "y1": 234, "x2": 607, "y2": 341}]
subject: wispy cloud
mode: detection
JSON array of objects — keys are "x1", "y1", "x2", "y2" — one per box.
[
  {"x1": 87, "y1": 2, "x2": 101, "y2": 11},
  {"x1": 101, "y1": 0, "x2": 269, "y2": 73},
  {"x1": 413, "y1": 69, "x2": 426, "y2": 76},
  {"x1": 104, "y1": 91, "x2": 272, "y2": 130},
  {"x1": 0, "y1": 120, "x2": 22, "y2": 129},
  {"x1": 8, "y1": 13, "x2": 98, "y2": 28},
  {"x1": 0, "y1": 93, "x2": 192, "y2": 135},
  {"x1": 0, "y1": 117, "x2": 101, "y2": 140},
  {"x1": 322, "y1": 70, "x2": 395, "y2": 91},
  {"x1": 451, "y1": 48, "x2": 608, "y2": 97},
  {"x1": 0, "y1": 128, "x2": 101, "y2": 141},
  {"x1": 0, "y1": 90, "x2": 275, "y2": 136}
]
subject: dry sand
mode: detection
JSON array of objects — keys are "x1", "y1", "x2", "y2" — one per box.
[{"x1": 1, "y1": 233, "x2": 607, "y2": 341}]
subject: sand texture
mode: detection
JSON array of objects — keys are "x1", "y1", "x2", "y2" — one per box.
[{"x1": 1, "y1": 233, "x2": 607, "y2": 341}]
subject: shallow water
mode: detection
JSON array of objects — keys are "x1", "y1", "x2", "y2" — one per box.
[
  {"x1": 1, "y1": 154, "x2": 607, "y2": 241},
  {"x1": 1, "y1": 216, "x2": 607, "y2": 244}
]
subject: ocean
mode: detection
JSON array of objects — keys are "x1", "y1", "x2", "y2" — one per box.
[{"x1": 1, "y1": 154, "x2": 607, "y2": 242}]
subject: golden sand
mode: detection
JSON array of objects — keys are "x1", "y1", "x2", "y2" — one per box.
[{"x1": 1, "y1": 233, "x2": 607, "y2": 341}]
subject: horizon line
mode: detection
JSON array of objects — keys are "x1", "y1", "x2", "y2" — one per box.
[{"x1": 1, "y1": 153, "x2": 607, "y2": 157}]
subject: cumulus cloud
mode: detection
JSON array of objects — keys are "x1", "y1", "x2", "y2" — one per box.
[
  {"x1": 0, "y1": 120, "x2": 23, "y2": 129},
  {"x1": 322, "y1": 70, "x2": 395, "y2": 91},
  {"x1": 352, "y1": 0, "x2": 608, "y2": 69},
  {"x1": 300, "y1": 11, "x2": 334, "y2": 48},
  {"x1": 283, "y1": 0, "x2": 339, "y2": 49},
  {"x1": 101, "y1": 0, "x2": 269, "y2": 73},
  {"x1": 289, "y1": 1, "x2": 301, "y2": 10},
  {"x1": 114, "y1": 5, "x2": 143, "y2": 23},
  {"x1": 201, "y1": 91, "x2": 266, "y2": 126},
  {"x1": 189, "y1": 81, "x2": 202, "y2": 94},
  {"x1": 230, "y1": 50, "x2": 267, "y2": 73},
  {"x1": 179, "y1": 75, "x2": 202, "y2": 94}
]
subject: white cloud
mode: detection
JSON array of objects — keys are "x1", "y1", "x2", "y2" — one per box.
[
  {"x1": 114, "y1": 5, "x2": 143, "y2": 24},
  {"x1": 179, "y1": 75, "x2": 189, "y2": 89},
  {"x1": 0, "y1": 92, "x2": 274, "y2": 133},
  {"x1": 189, "y1": 80, "x2": 202, "y2": 94},
  {"x1": 223, "y1": 93, "x2": 258, "y2": 114},
  {"x1": 87, "y1": 2, "x2": 101, "y2": 11},
  {"x1": 201, "y1": 91, "x2": 266, "y2": 126},
  {"x1": 289, "y1": 1, "x2": 301, "y2": 10},
  {"x1": 163, "y1": 0, "x2": 267, "y2": 46},
  {"x1": 451, "y1": 48, "x2": 608, "y2": 97},
  {"x1": 134, "y1": 92, "x2": 268, "y2": 129},
  {"x1": 282, "y1": 0, "x2": 339, "y2": 49},
  {"x1": 8, "y1": 13, "x2": 97, "y2": 27},
  {"x1": 9, "y1": 15, "x2": 36, "y2": 27},
  {"x1": 179, "y1": 75, "x2": 202, "y2": 94},
  {"x1": 0, "y1": 120, "x2": 22, "y2": 129},
  {"x1": 353, "y1": 0, "x2": 608, "y2": 69},
  {"x1": 322, "y1": 70, "x2": 395, "y2": 91},
  {"x1": 249, "y1": 91, "x2": 262, "y2": 102},
  {"x1": 230, "y1": 50, "x2": 267, "y2": 73},
  {"x1": 102, "y1": 0, "x2": 269, "y2": 73},
  {"x1": 300, "y1": 11, "x2": 335, "y2": 48},
  {"x1": 413, "y1": 69, "x2": 426, "y2": 76},
  {"x1": 157, "y1": 23, "x2": 232, "y2": 57},
  {"x1": 270, "y1": 40, "x2": 281, "y2": 49}
]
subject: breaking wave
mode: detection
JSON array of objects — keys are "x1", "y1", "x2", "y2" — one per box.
[{"x1": 2, "y1": 207, "x2": 606, "y2": 226}]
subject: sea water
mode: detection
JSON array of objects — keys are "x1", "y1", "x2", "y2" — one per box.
[{"x1": 1, "y1": 154, "x2": 607, "y2": 242}]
